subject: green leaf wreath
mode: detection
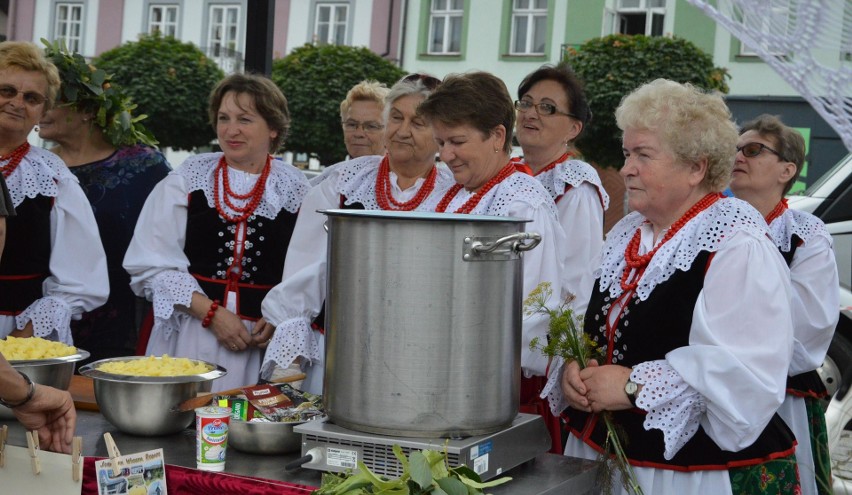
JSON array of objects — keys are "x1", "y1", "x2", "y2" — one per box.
[{"x1": 525, "y1": 282, "x2": 644, "y2": 495}]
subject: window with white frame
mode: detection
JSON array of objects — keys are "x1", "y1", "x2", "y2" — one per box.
[
  {"x1": 604, "y1": 0, "x2": 666, "y2": 37},
  {"x1": 314, "y1": 3, "x2": 348, "y2": 45},
  {"x1": 429, "y1": 0, "x2": 463, "y2": 54},
  {"x1": 54, "y1": 3, "x2": 83, "y2": 53},
  {"x1": 738, "y1": 1, "x2": 791, "y2": 56},
  {"x1": 511, "y1": 0, "x2": 547, "y2": 55},
  {"x1": 149, "y1": 4, "x2": 179, "y2": 37},
  {"x1": 208, "y1": 4, "x2": 241, "y2": 72}
]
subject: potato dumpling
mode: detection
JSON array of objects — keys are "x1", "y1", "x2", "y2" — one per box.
[
  {"x1": 97, "y1": 355, "x2": 212, "y2": 376},
  {"x1": 0, "y1": 336, "x2": 77, "y2": 360}
]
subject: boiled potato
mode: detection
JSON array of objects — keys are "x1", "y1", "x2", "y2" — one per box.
[
  {"x1": 0, "y1": 336, "x2": 77, "y2": 360},
  {"x1": 96, "y1": 355, "x2": 211, "y2": 376}
]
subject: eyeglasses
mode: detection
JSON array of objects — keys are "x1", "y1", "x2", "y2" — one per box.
[
  {"x1": 402, "y1": 73, "x2": 441, "y2": 91},
  {"x1": 0, "y1": 84, "x2": 48, "y2": 107},
  {"x1": 514, "y1": 99, "x2": 577, "y2": 119},
  {"x1": 736, "y1": 142, "x2": 785, "y2": 161},
  {"x1": 342, "y1": 120, "x2": 384, "y2": 133}
]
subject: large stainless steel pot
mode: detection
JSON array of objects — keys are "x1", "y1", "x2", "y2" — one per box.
[{"x1": 321, "y1": 209, "x2": 540, "y2": 437}]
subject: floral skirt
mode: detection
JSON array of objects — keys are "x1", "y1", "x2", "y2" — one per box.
[{"x1": 728, "y1": 452, "x2": 800, "y2": 495}]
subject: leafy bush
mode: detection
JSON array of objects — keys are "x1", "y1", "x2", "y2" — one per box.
[
  {"x1": 272, "y1": 44, "x2": 406, "y2": 165},
  {"x1": 94, "y1": 33, "x2": 224, "y2": 151},
  {"x1": 565, "y1": 34, "x2": 730, "y2": 169}
]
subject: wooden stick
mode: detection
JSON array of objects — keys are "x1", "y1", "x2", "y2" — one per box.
[{"x1": 171, "y1": 373, "x2": 306, "y2": 413}]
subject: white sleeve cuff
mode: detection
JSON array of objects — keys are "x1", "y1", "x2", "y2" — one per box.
[
  {"x1": 148, "y1": 270, "x2": 202, "y2": 341},
  {"x1": 16, "y1": 296, "x2": 73, "y2": 344},
  {"x1": 261, "y1": 317, "x2": 322, "y2": 378}
]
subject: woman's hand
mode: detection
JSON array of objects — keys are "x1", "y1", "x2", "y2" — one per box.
[
  {"x1": 207, "y1": 307, "x2": 251, "y2": 352},
  {"x1": 250, "y1": 318, "x2": 275, "y2": 348},
  {"x1": 13, "y1": 385, "x2": 76, "y2": 454},
  {"x1": 561, "y1": 359, "x2": 592, "y2": 412},
  {"x1": 579, "y1": 364, "x2": 634, "y2": 413},
  {"x1": 9, "y1": 321, "x2": 34, "y2": 338}
]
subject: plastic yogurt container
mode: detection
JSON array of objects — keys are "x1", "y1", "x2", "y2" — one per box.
[{"x1": 195, "y1": 406, "x2": 231, "y2": 471}]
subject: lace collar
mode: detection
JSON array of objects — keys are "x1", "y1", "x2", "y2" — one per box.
[
  {"x1": 769, "y1": 208, "x2": 831, "y2": 252},
  {"x1": 420, "y1": 171, "x2": 557, "y2": 217},
  {"x1": 597, "y1": 197, "x2": 769, "y2": 301},
  {"x1": 535, "y1": 159, "x2": 610, "y2": 210},
  {"x1": 178, "y1": 152, "x2": 310, "y2": 219},
  {"x1": 338, "y1": 157, "x2": 455, "y2": 209},
  {"x1": 4, "y1": 146, "x2": 75, "y2": 207}
]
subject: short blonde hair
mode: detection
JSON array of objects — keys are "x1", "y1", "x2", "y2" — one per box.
[
  {"x1": 0, "y1": 41, "x2": 61, "y2": 109},
  {"x1": 339, "y1": 80, "x2": 389, "y2": 120},
  {"x1": 616, "y1": 79, "x2": 737, "y2": 192}
]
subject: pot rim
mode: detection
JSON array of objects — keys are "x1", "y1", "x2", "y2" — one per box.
[
  {"x1": 79, "y1": 356, "x2": 227, "y2": 383},
  {"x1": 320, "y1": 209, "x2": 531, "y2": 223}
]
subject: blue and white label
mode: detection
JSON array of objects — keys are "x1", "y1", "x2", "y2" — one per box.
[{"x1": 470, "y1": 440, "x2": 493, "y2": 459}]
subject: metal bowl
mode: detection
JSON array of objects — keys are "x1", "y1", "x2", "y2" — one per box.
[
  {"x1": 0, "y1": 349, "x2": 90, "y2": 420},
  {"x1": 79, "y1": 356, "x2": 227, "y2": 436},
  {"x1": 228, "y1": 419, "x2": 309, "y2": 455}
]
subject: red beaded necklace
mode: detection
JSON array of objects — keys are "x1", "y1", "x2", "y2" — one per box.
[
  {"x1": 764, "y1": 198, "x2": 788, "y2": 225},
  {"x1": 213, "y1": 154, "x2": 271, "y2": 223},
  {"x1": 435, "y1": 162, "x2": 516, "y2": 214},
  {"x1": 0, "y1": 142, "x2": 31, "y2": 178},
  {"x1": 375, "y1": 154, "x2": 437, "y2": 211},
  {"x1": 620, "y1": 192, "x2": 723, "y2": 292}
]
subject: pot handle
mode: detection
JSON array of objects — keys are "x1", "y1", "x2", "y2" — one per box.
[{"x1": 471, "y1": 232, "x2": 541, "y2": 254}]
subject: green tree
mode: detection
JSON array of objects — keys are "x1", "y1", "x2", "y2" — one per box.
[
  {"x1": 565, "y1": 34, "x2": 730, "y2": 169},
  {"x1": 272, "y1": 44, "x2": 406, "y2": 165},
  {"x1": 94, "y1": 33, "x2": 224, "y2": 151}
]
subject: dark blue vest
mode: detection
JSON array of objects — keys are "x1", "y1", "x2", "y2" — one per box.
[{"x1": 0, "y1": 195, "x2": 52, "y2": 315}]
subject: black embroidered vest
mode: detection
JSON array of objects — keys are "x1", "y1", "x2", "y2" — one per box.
[
  {"x1": 564, "y1": 251, "x2": 796, "y2": 469},
  {"x1": 0, "y1": 196, "x2": 52, "y2": 315},
  {"x1": 184, "y1": 190, "x2": 297, "y2": 320}
]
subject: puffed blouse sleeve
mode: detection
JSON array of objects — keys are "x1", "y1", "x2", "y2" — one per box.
[
  {"x1": 123, "y1": 172, "x2": 202, "y2": 340},
  {"x1": 556, "y1": 182, "x2": 604, "y2": 317},
  {"x1": 508, "y1": 197, "x2": 566, "y2": 378},
  {"x1": 260, "y1": 173, "x2": 341, "y2": 377},
  {"x1": 17, "y1": 176, "x2": 109, "y2": 343}
]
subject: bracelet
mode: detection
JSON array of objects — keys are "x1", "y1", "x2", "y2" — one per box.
[
  {"x1": 201, "y1": 299, "x2": 220, "y2": 328},
  {"x1": 0, "y1": 371, "x2": 36, "y2": 408}
]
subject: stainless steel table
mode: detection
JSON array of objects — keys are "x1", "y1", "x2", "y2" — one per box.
[{"x1": 3, "y1": 411, "x2": 598, "y2": 494}]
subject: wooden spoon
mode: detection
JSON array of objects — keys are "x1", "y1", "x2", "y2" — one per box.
[{"x1": 171, "y1": 373, "x2": 306, "y2": 413}]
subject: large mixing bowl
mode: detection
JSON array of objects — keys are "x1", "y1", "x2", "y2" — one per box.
[
  {"x1": 0, "y1": 349, "x2": 90, "y2": 420},
  {"x1": 79, "y1": 357, "x2": 227, "y2": 436},
  {"x1": 228, "y1": 419, "x2": 309, "y2": 455}
]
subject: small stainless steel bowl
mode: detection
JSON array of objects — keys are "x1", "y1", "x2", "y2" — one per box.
[
  {"x1": 0, "y1": 350, "x2": 90, "y2": 420},
  {"x1": 228, "y1": 419, "x2": 311, "y2": 455},
  {"x1": 79, "y1": 356, "x2": 227, "y2": 436}
]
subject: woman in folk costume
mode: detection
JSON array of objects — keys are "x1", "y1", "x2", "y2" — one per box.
[
  {"x1": 0, "y1": 41, "x2": 107, "y2": 343},
  {"x1": 124, "y1": 74, "x2": 310, "y2": 391},
  {"x1": 730, "y1": 114, "x2": 839, "y2": 495},
  {"x1": 513, "y1": 64, "x2": 610, "y2": 454},
  {"x1": 261, "y1": 74, "x2": 455, "y2": 394},
  {"x1": 416, "y1": 71, "x2": 566, "y2": 389},
  {"x1": 545, "y1": 79, "x2": 800, "y2": 494}
]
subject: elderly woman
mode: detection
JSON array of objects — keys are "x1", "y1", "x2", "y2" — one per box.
[
  {"x1": 340, "y1": 79, "x2": 388, "y2": 159},
  {"x1": 545, "y1": 79, "x2": 798, "y2": 494},
  {"x1": 730, "y1": 114, "x2": 838, "y2": 495},
  {"x1": 124, "y1": 73, "x2": 310, "y2": 392},
  {"x1": 38, "y1": 43, "x2": 170, "y2": 366},
  {"x1": 261, "y1": 73, "x2": 455, "y2": 394},
  {"x1": 416, "y1": 71, "x2": 566, "y2": 383},
  {"x1": 514, "y1": 64, "x2": 610, "y2": 453},
  {"x1": 0, "y1": 41, "x2": 107, "y2": 344}
]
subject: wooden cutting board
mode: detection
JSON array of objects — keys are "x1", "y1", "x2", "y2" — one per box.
[{"x1": 69, "y1": 375, "x2": 99, "y2": 412}]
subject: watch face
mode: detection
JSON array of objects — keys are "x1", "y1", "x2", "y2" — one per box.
[{"x1": 625, "y1": 381, "x2": 638, "y2": 395}]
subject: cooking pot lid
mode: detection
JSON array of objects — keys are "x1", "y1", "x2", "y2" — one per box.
[{"x1": 319, "y1": 209, "x2": 531, "y2": 223}]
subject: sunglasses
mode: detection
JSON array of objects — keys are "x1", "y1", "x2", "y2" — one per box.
[
  {"x1": 0, "y1": 84, "x2": 48, "y2": 107},
  {"x1": 737, "y1": 142, "x2": 785, "y2": 161},
  {"x1": 402, "y1": 73, "x2": 441, "y2": 91},
  {"x1": 514, "y1": 99, "x2": 577, "y2": 119},
  {"x1": 342, "y1": 120, "x2": 384, "y2": 133}
]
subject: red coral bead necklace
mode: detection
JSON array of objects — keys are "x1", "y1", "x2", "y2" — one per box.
[
  {"x1": 213, "y1": 154, "x2": 271, "y2": 223},
  {"x1": 375, "y1": 154, "x2": 437, "y2": 211},
  {"x1": 620, "y1": 192, "x2": 723, "y2": 292},
  {"x1": 0, "y1": 142, "x2": 30, "y2": 178},
  {"x1": 435, "y1": 162, "x2": 516, "y2": 214}
]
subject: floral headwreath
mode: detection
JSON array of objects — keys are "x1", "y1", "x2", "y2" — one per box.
[{"x1": 41, "y1": 38, "x2": 158, "y2": 147}]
